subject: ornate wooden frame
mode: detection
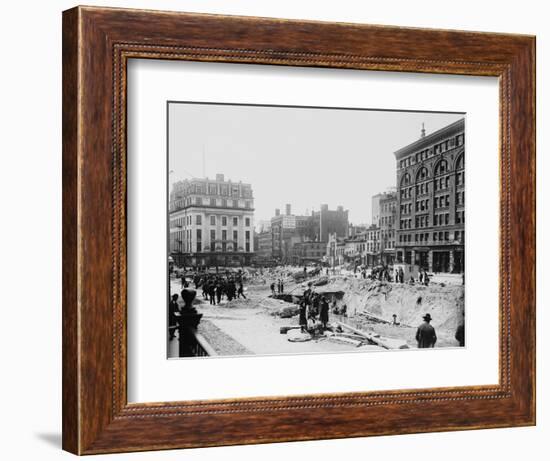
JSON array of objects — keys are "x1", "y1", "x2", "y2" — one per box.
[{"x1": 62, "y1": 6, "x2": 536, "y2": 455}]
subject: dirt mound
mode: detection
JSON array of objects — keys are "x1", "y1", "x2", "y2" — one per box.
[
  {"x1": 325, "y1": 278, "x2": 464, "y2": 332},
  {"x1": 222, "y1": 298, "x2": 257, "y2": 309}
]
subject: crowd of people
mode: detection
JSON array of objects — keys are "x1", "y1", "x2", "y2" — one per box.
[
  {"x1": 180, "y1": 271, "x2": 247, "y2": 306},
  {"x1": 169, "y1": 265, "x2": 464, "y2": 349},
  {"x1": 363, "y1": 265, "x2": 430, "y2": 285},
  {"x1": 296, "y1": 282, "x2": 334, "y2": 332}
]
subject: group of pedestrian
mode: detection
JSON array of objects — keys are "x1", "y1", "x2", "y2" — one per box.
[
  {"x1": 193, "y1": 272, "x2": 246, "y2": 306},
  {"x1": 270, "y1": 279, "x2": 285, "y2": 295},
  {"x1": 298, "y1": 282, "x2": 330, "y2": 332},
  {"x1": 395, "y1": 267, "x2": 405, "y2": 283},
  {"x1": 392, "y1": 267, "x2": 429, "y2": 285},
  {"x1": 369, "y1": 266, "x2": 392, "y2": 282}
]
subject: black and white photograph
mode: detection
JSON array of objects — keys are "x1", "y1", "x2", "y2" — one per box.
[{"x1": 167, "y1": 102, "x2": 466, "y2": 358}]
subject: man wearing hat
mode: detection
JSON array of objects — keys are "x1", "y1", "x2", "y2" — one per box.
[{"x1": 415, "y1": 313, "x2": 437, "y2": 348}]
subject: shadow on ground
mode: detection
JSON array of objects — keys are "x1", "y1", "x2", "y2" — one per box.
[{"x1": 36, "y1": 432, "x2": 62, "y2": 448}]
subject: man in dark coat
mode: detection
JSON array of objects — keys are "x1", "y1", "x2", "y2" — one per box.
[
  {"x1": 226, "y1": 280, "x2": 236, "y2": 301},
  {"x1": 299, "y1": 299, "x2": 308, "y2": 332},
  {"x1": 416, "y1": 313, "x2": 437, "y2": 348},
  {"x1": 215, "y1": 282, "x2": 223, "y2": 305},
  {"x1": 302, "y1": 282, "x2": 313, "y2": 307},
  {"x1": 201, "y1": 279, "x2": 208, "y2": 299},
  {"x1": 208, "y1": 282, "x2": 216, "y2": 305},
  {"x1": 319, "y1": 296, "x2": 329, "y2": 329},
  {"x1": 311, "y1": 293, "x2": 320, "y2": 321},
  {"x1": 168, "y1": 294, "x2": 180, "y2": 340}
]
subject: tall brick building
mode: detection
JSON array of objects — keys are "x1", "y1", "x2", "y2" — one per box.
[
  {"x1": 374, "y1": 191, "x2": 397, "y2": 265},
  {"x1": 394, "y1": 119, "x2": 465, "y2": 273},
  {"x1": 310, "y1": 204, "x2": 349, "y2": 243}
]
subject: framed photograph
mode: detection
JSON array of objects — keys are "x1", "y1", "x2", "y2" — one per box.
[{"x1": 62, "y1": 6, "x2": 535, "y2": 455}]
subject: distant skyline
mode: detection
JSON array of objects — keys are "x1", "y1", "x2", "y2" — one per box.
[{"x1": 169, "y1": 102, "x2": 464, "y2": 224}]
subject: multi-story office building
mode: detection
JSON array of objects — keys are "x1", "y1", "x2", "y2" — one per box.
[
  {"x1": 310, "y1": 204, "x2": 349, "y2": 242},
  {"x1": 379, "y1": 191, "x2": 397, "y2": 265},
  {"x1": 256, "y1": 229, "x2": 274, "y2": 260},
  {"x1": 365, "y1": 224, "x2": 381, "y2": 266},
  {"x1": 326, "y1": 232, "x2": 346, "y2": 267},
  {"x1": 270, "y1": 204, "x2": 311, "y2": 262},
  {"x1": 270, "y1": 203, "x2": 349, "y2": 263},
  {"x1": 343, "y1": 232, "x2": 367, "y2": 265},
  {"x1": 394, "y1": 119, "x2": 465, "y2": 272},
  {"x1": 290, "y1": 241, "x2": 327, "y2": 265},
  {"x1": 169, "y1": 173, "x2": 255, "y2": 267}
]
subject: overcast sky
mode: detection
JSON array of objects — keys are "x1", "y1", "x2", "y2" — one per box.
[{"x1": 168, "y1": 103, "x2": 463, "y2": 225}]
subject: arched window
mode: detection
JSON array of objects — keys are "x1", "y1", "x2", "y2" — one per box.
[
  {"x1": 434, "y1": 159, "x2": 448, "y2": 176},
  {"x1": 401, "y1": 173, "x2": 411, "y2": 186},
  {"x1": 416, "y1": 166, "x2": 429, "y2": 182}
]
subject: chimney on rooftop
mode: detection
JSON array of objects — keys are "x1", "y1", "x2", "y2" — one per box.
[
  {"x1": 275, "y1": 208, "x2": 280, "y2": 216},
  {"x1": 216, "y1": 173, "x2": 224, "y2": 182},
  {"x1": 421, "y1": 123, "x2": 426, "y2": 138}
]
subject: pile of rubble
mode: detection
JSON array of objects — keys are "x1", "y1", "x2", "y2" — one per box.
[{"x1": 280, "y1": 321, "x2": 408, "y2": 350}]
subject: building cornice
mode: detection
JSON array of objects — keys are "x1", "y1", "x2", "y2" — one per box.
[{"x1": 393, "y1": 118, "x2": 465, "y2": 160}]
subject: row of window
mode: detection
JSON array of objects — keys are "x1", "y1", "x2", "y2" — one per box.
[
  {"x1": 172, "y1": 197, "x2": 253, "y2": 210},
  {"x1": 434, "y1": 213, "x2": 449, "y2": 226},
  {"x1": 399, "y1": 192, "x2": 463, "y2": 215},
  {"x1": 401, "y1": 203, "x2": 413, "y2": 215},
  {"x1": 177, "y1": 183, "x2": 253, "y2": 198},
  {"x1": 415, "y1": 199, "x2": 430, "y2": 212},
  {"x1": 398, "y1": 230, "x2": 464, "y2": 244},
  {"x1": 399, "y1": 134, "x2": 464, "y2": 169},
  {"x1": 434, "y1": 175, "x2": 451, "y2": 191},
  {"x1": 401, "y1": 211, "x2": 466, "y2": 230},
  {"x1": 400, "y1": 156, "x2": 464, "y2": 187},
  {"x1": 415, "y1": 215, "x2": 430, "y2": 228},
  {"x1": 401, "y1": 187, "x2": 413, "y2": 199},
  {"x1": 172, "y1": 215, "x2": 251, "y2": 227},
  {"x1": 171, "y1": 229, "x2": 252, "y2": 253},
  {"x1": 435, "y1": 194, "x2": 451, "y2": 209},
  {"x1": 416, "y1": 181, "x2": 429, "y2": 195},
  {"x1": 380, "y1": 202, "x2": 396, "y2": 213},
  {"x1": 400, "y1": 170, "x2": 463, "y2": 196},
  {"x1": 401, "y1": 218, "x2": 412, "y2": 229}
]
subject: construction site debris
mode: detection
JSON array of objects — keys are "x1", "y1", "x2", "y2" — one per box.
[
  {"x1": 280, "y1": 326, "x2": 301, "y2": 334},
  {"x1": 287, "y1": 330, "x2": 312, "y2": 342},
  {"x1": 326, "y1": 336, "x2": 362, "y2": 347},
  {"x1": 336, "y1": 321, "x2": 409, "y2": 349}
]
